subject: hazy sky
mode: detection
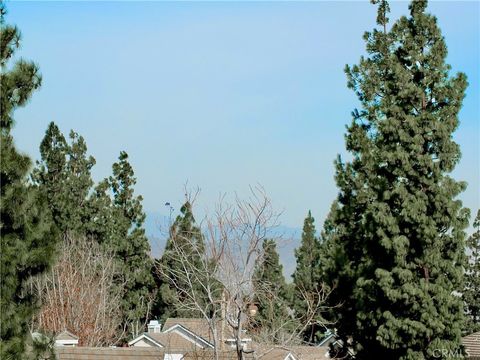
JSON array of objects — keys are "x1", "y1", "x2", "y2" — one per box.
[{"x1": 8, "y1": 1, "x2": 479, "y2": 235}]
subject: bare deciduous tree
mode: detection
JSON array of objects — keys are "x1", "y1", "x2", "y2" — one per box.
[
  {"x1": 249, "y1": 280, "x2": 334, "y2": 346},
  {"x1": 211, "y1": 187, "x2": 278, "y2": 360},
  {"x1": 157, "y1": 186, "x2": 277, "y2": 359},
  {"x1": 157, "y1": 186, "x2": 332, "y2": 360},
  {"x1": 31, "y1": 234, "x2": 125, "y2": 347}
]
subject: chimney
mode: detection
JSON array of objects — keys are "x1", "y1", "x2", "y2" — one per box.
[{"x1": 147, "y1": 320, "x2": 161, "y2": 334}]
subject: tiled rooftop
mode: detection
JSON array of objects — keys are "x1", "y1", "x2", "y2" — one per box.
[
  {"x1": 56, "y1": 347, "x2": 165, "y2": 359},
  {"x1": 464, "y1": 331, "x2": 480, "y2": 360},
  {"x1": 163, "y1": 318, "x2": 238, "y2": 342},
  {"x1": 182, "y1": 345, "x2": 330, "y2": 360},
  {"x1": 147, "y1": 331, "x2": 206, "y2": 352},
  {"x1": 253, "y1": 345, "x2": 330, "y2": 360},
  {"x1": 55, "y1": 330, "x2": 79, "y2": 341},
  {"x1": 182, "y1": 349, "x2": 255, "y2": 359}
]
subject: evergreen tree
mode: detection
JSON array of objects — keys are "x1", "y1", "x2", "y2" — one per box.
[
  {"x1": 28, "y1": 332, "x2": 55, "y2": 360},
  {"x1": 108, "y1": 151, "x2": 155, "y2": 337},
  {"x1": 464, "y1": 210, "x2": 480, "y2": 334},
  {"x1": 155, "y1": 201, "x2": 207, "y2": 321},
  {"x1": 32, "y1": 122, "x2": 96, "y2": 236},
  {"x1": 87, "y1": 178, "x2": 116, "y2": 242},
  {"x1": 0, "y1": 3, "x2": 57, "y2": 358},
  {"x1": 292, "y1": 211, "x2": 323, "y2": 344},
  {"x1": 32, "y1": 122, "x2": 121, "y2": 245},
  {"x1": 322, "y1": 1, "x2": 469, "y2": 358},
  {"x1": 33, "y1": 126, "x2": 154, "y2": 339},
  {"x1": 252, "y1": 239, "x2": 291, "y2": 343}
]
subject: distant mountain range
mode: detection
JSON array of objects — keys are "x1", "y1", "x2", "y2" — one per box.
[{"x1": 145, "y1": 211, "x2": 303, "y2": 280}]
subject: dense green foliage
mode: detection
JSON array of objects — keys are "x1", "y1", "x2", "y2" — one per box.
[
  {"x1": 464, "y1": 210, "x2": 480, "y2": 334},
  {"x1": 0, "y1": 6, "x2": 41, "y2": 133},
  {"x1": 32, "y1": 122, "x2": 96, "y2": 236},
  {"x1": 1, "y1": 0, "x2": 473, "y2": 354},
  {"x1": 292, "y1": 211, "x2": 323, "y2": 344},
  {"x1": 33, "y1": 124, "x2": 154, "y2": 339},
  {"x1": 154, "y1": 201, "x2": 208, "y2": 321},
  {"x1": 0, "y1": 4, "x2": 57, "y2": 358},
  {"x1": 28, "y1": 332, "x2": 56, "y2": 360},
  {"x1": 108, "y1": 151, "x2": 155, "y2": 337},
  {"x1": 322, "y1": 1, "x2": 469, "y2": 358},
  {"x1": 252, "y1": 239, "x2": 291, "y2": 343}
]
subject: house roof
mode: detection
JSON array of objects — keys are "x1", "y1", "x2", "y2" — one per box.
[
  {"x1": 128, "y1": 333, "x2": 164, "y2": 348},
  {"x1": 56, "y1": 347, "x2": 165, "y2": 359},
  {"x1": 55, "y1": 330, "x2": 79, "y2": 341},
  {"x1": 253, "y1": 345, "x2": 330, "y2": 360},
  {"x1": 257, "y1": 347, "x2": 296, "y2": 360},
  {"x1": 463, "y1": 331, "x2": 480, "y2": 360},
  {"x1": 163, "y1": 318, "x2": 244, "y2": 344},
  {"x1": 129, "y1": 322, "x2": 215, "y2": 351},
  {"x1": 182, "y1": 345, "x2": 330, "y2": 360},
  {"x1": 148, "y1": 331, "x2": 207, "y2": 352},
  {"x1": 288, "y1": 346, "x2": 330, "y2": 360},
  {"x1": 163, "y1": 318, "x2": 214, "y2": 342},
  {"x1": 182, "y1": 349, "x2": 255, "y2": 359}
]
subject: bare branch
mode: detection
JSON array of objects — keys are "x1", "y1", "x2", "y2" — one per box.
[{"x1": 32, "y1": 233, "x2": 125, "y2": 347}]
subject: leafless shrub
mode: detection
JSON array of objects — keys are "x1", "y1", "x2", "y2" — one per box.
[{"x1": 32, "y1": 233, "x2": 125, "y2": 347}]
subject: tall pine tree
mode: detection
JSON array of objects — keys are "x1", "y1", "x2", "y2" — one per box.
[
  {"x1": 108, "y1": 151, "x2": 155, "y2": 337},
  {"x1": 292, "y1": 211, "x2": 323, "y2": 344},
  {"x1": 32, "y1": 122, "x2": 96, "y2": 236},
  {"x1": 323, "y1": 1, "x2": 469, "y2": 358},
  {"x1": 252, "y1": 239, "x2": 291, "y2": 343},
  {"x1": 464, "y1": 210, "x2": 480, "y2": 334},
  {"x1": 33, "y1": 122, "x2": 120, "y2": 244},
  {"x1": 33, "y1": 126, "x2": 154, "y2": 339},
  {"x1": 154, "y1": 201, "x2": 207, "y2": 321},
  {"x1": 0, "y1": 3, "x2": 57, "y2": 358}
]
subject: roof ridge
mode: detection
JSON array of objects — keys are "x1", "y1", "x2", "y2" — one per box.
[{"x1": 55, "y1": 330, "x2": 79, "y2": 340}]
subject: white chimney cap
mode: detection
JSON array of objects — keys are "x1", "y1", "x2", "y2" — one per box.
[{"x1": 147, "y1": 320, "x2": 161, "y2": 333}]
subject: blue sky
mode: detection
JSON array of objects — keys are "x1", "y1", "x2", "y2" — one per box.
[{"x1": 8, "y1": 1, "x2": 479, "y2": 240}]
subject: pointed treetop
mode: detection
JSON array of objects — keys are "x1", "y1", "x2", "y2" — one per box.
[
  {"x1": 410, "y1": 0, "x2": 428, "y2": 16},
  {"x1": 38, "y1": 122, "x2": 67, "y2": 169},
  {"x1": 0, "y1": 0, "x2": 42, "y2": 132},
  {"x1": 371, "y1": 0, "x2": 390, "y2": 30},
  {"x1": 301, "y1": 210, "x2": 316, "y2": 240}
]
